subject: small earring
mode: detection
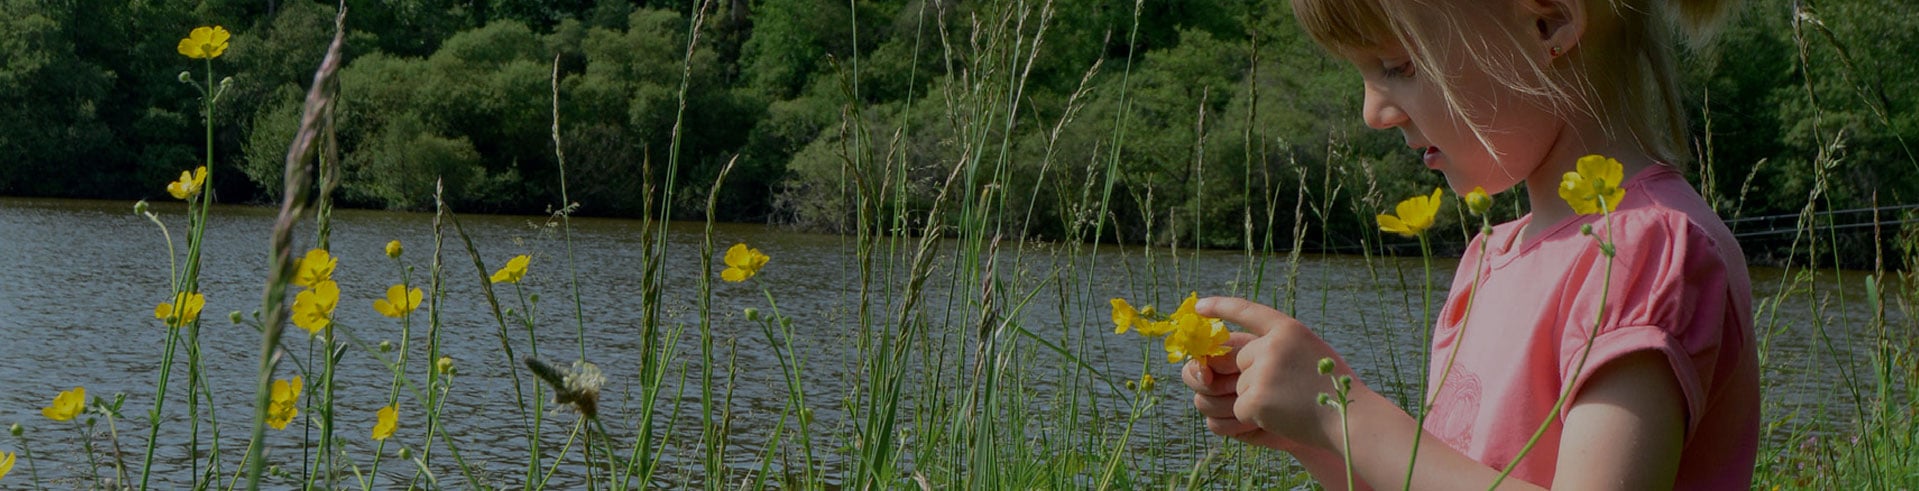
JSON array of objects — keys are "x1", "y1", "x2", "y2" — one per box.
[{"x1": 1549, "y1": 46, "x2": 1563, "y2": 57}]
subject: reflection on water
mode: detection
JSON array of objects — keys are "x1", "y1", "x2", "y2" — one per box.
[{"x1": 0, "y1": 197, "x2": 1892, "y2": 487}]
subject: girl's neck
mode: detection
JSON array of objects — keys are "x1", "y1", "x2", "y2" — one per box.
[{"x1": 1518, "y1": 120, "x2": 1658, "y2": 244}]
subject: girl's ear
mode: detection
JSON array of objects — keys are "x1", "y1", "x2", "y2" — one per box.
[{"x1": 1526, "y1": 0, "x2": 1586, "y2": 58}]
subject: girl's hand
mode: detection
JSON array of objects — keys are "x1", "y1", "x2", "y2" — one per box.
[
  {"x1": 1183, "y1": 331, "x2": 1296, "y2": 449},
  {"x1": 1183, "y1": 296, "x2": 1365, "y2": 453}
]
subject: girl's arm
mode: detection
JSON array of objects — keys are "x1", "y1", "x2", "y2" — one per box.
[
  {"x1": 1336, "y1": 350, "x2": 1684, "y2": 490},
  {"x1": 1189, "y1": 297, "x2": 1686, "y2": 490}
]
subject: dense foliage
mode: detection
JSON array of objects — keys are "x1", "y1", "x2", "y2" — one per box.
[{"x1": 2, "y1": 0, "x2": 1912, "y2": 251}]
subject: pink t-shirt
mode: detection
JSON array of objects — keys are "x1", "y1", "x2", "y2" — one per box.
[{"x1": 1422, "y1": 165, "x2": 1758, "y2": 488}]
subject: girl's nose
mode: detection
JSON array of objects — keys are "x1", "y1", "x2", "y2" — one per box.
[{"x1": 1362, "y1": 83, "x2": 1408, "y2": 130}]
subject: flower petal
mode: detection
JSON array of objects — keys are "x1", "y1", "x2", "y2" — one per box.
[
  {"x1": 723, "y1": 243, "x2": 749, "y2": 268},
  {"x1": 1377, "y1": 214, "x2": 1411, "y2": 237},
  {"x1": 1110, "y1": 298, "x2": 1137, "y2": 334}
]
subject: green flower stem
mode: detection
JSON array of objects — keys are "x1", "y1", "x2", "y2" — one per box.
[
  {"x1": 77, "y1": 422, "x2": 102, "y2": 487},
  {"x1": 140, "y1": 56, "x2": 219, "y2": 491},
  {"x1": 182, "y1": 57, "x2": 217, "y2": 489},
  {"x1": 514, "y1": 282, "x2": 545, "y2": 490},
  {"x1": 534, "y1": 419, "x2": 586, "y2": 489},
  {"x1": 1337, "y1": 397, "x2": 1354, "y2": 491},
  {"x1": 1094, "y1": 371, "x2": 1156, "y2": 491},
  {"x1": 417, "y1": 370, "x2": 481, "y2": 490},
  {"x1": 14, "y1": 430, "x2": 44, "y2": 490},
  {"x1": 414, "y1": 186, "x2": 451, "y2": 491},
  {"x1": 367, "y1": 260, "x2": 413, "y2": 489},
  {"x1": 755, "y1": 288, "x2": 816, "y2": 479},
  {"x1": 1403, "y1": 217, "x2": 1493, "y2": 490},
  {"x1": 1489, "y1": 203, "x2": 1619, "y2": 488},
  {"x1": 1397, "y1": 232, "x2": 1435, "y2": 490},
  {"x1": 101, "y1": 403, "x2": 130, "y2": 487},
  {"x1": 321, "y1": 336, "x2": 341, "y2": 491}
]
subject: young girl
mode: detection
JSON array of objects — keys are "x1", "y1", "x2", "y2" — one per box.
[{"x1": 1180, "y1": 0, "x2": 1758, "y2": 488}]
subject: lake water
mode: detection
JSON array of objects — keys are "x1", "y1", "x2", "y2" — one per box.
[{"x1": 0, "y1": 197, "x2": 1893, "y2": 488}]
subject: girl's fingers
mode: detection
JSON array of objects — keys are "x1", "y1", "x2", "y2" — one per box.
[
  {"x1": 1205, "y1": 416, "x2": 1260, "y2": 437},
  {"x1": 1193, "y1": 393, "x2": 1238, "y2": 419},
  {"x1": 1224, "y1": 331, "x2": 1258, "y2": 348},
  {"x1": 1196, "y1": 296, "x2": 1300, "y2": 337},
  {"x1": 1181, "y1": 364, "x2": 1238, "y2": 396}
]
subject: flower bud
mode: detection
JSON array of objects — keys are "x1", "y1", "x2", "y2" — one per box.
[
  {"x1": 743, "y1": 308, "x2": 759, "y2": 321},
  {"x1": 385, "y1": 240, "x2": 403, "y2": 259},
  {"x1": 177, "y1": 71, "x2": 193, "y2": 83},
  {"x1": 379, "y1": 341, "x2": 393, "y2": 353},
  {"x1": 1316, "y1": 393, "x2": 1334, "y2": 406},
  {"x1": 229, "y1": 311, "x2": 244, "y2": 324},
  {"x1": 397, "y1": 447, "x2": 412, "y2": 459},
  {"x1": 528, "y1": 294, "x2": 540, "y2": 304},
  {"x1": 780, "y1": 316, "x2": 793, "y2": 329},
  {"x1": 1580, "y1": 224, "x2": 1594, "y2": 236},
  {"x1": 218, "y1": 76, "x2": 234, "y2": 90},
  {"x1": 10, "y1": 422, "x2": 22, "y2": 436},
  {"x1": 436, "y1": 356, "x2": 454, "y2": 375},
  {"x1": 1464, "y1": 187, "x2": 1493, "y2": 216},
  {"x1": 1316, "y1": 357, "x2": 1336, "y2": 375},
  {"x1": 134, "y1": 200, "x2": 150, "y2": 215}
]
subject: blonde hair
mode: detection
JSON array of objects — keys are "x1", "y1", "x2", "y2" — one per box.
[{"x1": 1293, "y1": 0, "x2": 1738, "y2": 168}]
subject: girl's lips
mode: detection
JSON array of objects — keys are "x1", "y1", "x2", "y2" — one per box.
[{"x1": 1422, "y1": 146, "x2": 1442, "y2": 169}]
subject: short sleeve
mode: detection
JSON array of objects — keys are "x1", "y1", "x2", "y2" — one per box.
[{"x1": 1554, "y1": 210, "x2": 1734, "y2": 438}]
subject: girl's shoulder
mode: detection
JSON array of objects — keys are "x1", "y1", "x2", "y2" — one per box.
[
  {"x1": 1498, "y1": 164, "x2": 1741, "y2": 264},
  {"x1": 1605, "y1": 165, "x2": 1746, "y2": 273}
]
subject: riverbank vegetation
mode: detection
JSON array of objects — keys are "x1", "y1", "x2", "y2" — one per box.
[
  {"x1": 4, "y1": 0, "x2": 1916, "y2": 256},
  {"x1": 0, "y1": 0, "x2": 1914, "y2": 489}
]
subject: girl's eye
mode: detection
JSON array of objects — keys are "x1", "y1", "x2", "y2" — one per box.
[{"x1": 1384, "y1": 60, "x2": 1415, "y2": 79}]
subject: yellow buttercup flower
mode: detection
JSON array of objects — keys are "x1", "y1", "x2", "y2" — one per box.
[
  {"x1": 1163, "y1": 310, "x2": 1231, "y2": 363},
  {"x1": 42, "y1": 387, "x2": 85, "y2": 422},
  {"x1": 291, "y1": 280, "x2": 340, "y2": 335},
  {"x1": 292, "y1": 249, "x2": 336, "y2": 288},
  {"x1": 385, "y1": 240, "x2": 403, "y2": 259},
  {"x1": 490, "y1": 255, "x2": 530, "y2": 284},
  {"x1": 1109, "y1": 292, "x2": 1228, "y2": 361},
  {"x1": 1377, "y1": 187, "x2": 1444, "y2": 238},
  {"x1": 720, "y1": 243, "x2": 770, "y2": 282},
  {"x1": 1136, "y1": 293, "x2": 1200, "y2": 337},
  {"x1": 1558, "y1": 155, "x2": 1626, "y2": 215},
  {"x1": 177, "y1": 26, "x2": 231, "y2": 60},
  {"x1": 166, "y1": 166, "x2": 208, "y2": 200},
  {"x1": 0, "y1": 450, "x2": 14, "y2": 482},
  {"x1": 372, "y1": 405, "x2": 397, "y2": 440},
  {"x1": 1464, "y1": 186, "x2": 1493, "y2": 216},
  {"x1": 1110, "y1": 298, "x2": 1146, "y2": 334},
  {"x1": 266, "y1": 376, "x2": 301, "y2": 430},
  {"x1": 154, "y1": 291, "x2": 207, "y2": 328},
  {"x1": 372, "y1": 284, "x2": 423, "y2": 318}
]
